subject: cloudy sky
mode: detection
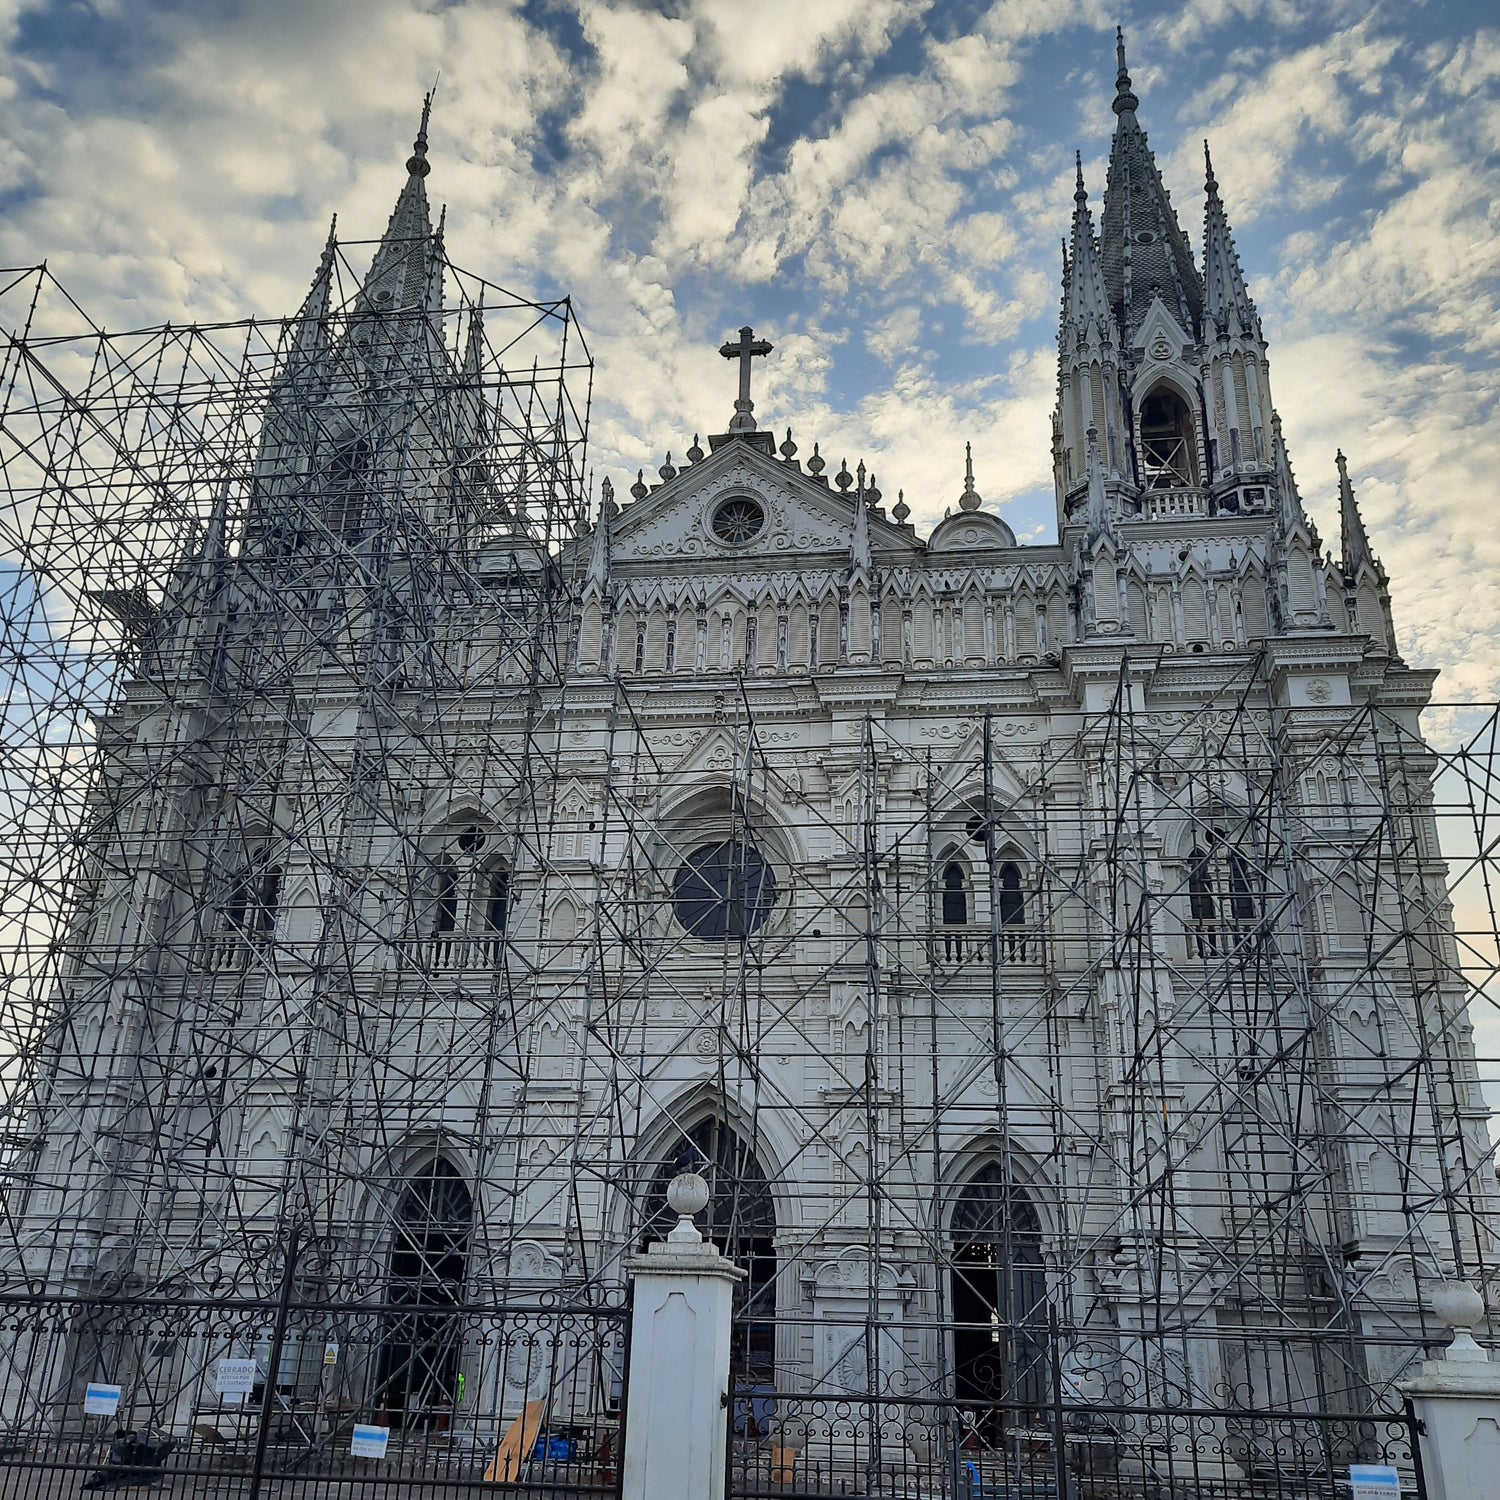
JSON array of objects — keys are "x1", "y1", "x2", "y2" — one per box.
[{"x1": 0, "y1": 0, "x2": 1495, "y2": 698}]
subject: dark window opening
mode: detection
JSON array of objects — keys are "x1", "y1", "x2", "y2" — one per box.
[
  {"x1": 327, "y1": 437, "x2": 372, "y2": 542},
  {"x1": 1139, "y1": 387, "x2": 1199, "y2": 490},
  {"x1": 219, "y1": 849, "x2": 281, "y2": 957},
  {"x1": 672, "y1": 840, "x2": 777, "y2": 940},
  {"x1": 999, "y1": 861, "x2": 1026, "y2": 959},
  {"x1": 941, "y1": 862, "x2": 968, "y2": 925},
  {"x1": 1189, "y1": 830, "x2": 1261, "y2": 957},
  {"x1": 432, "y1": 862, "x2": 459, "y2": 937},
  {"x1": 485, "y1": 868, "x2": 509, "y2": 935}
]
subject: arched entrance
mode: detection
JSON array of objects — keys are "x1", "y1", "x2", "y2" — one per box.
[
  {"x1": 374, "y1": 1157, "x2": 472, "y2": 1428},
  {"x1": 950, "y1": 1165, "x2": 1048, "y2": 1428},
  {"x1": 644, "y1": 1118, "x2": 776, "y2": 1383}
]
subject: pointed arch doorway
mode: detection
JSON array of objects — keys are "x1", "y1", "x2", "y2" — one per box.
[
  {"x1": 374, "y1": 1157, "x2": 472, "y2": 1429},
  {"x1": 950, "y1": 1164, "x2": 1048, "y2": 1429},
  {"x1": 644, "y1": 1118, "x2": 776, "y2": 1384}
]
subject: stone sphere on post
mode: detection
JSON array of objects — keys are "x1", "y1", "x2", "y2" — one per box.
[
  {"x1": 666, "y1": 1170, "x2": 710, "y2": 1242},
  {"x1": 1430, "y1": 1280, "x2": 1490, "y2": 1363}
]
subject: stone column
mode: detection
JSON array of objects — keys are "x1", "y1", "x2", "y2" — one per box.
[
  {"x1": 621, "y1": 1172, "x2": 744, "y2": 1500},
  {"x1": 1401, "y1": 1281, "x2": 1500, "y2": 1500}
]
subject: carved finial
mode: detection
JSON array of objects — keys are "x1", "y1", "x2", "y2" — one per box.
[
  {"x1": 807, "y1": 443, "x2": 826, "y2": 477},
  {"x1": 407, "y1": 91, "x2": 434, "y2": 177},
  {"x1": 856, "y1": 459, "x2": 867, "y2": 495},
  {"x1": 630, "y1": 469, "x2": 648, "y2": 502},
  {"x1": 866, "y1": 472, "x2": 881, "y2": 506},
  {"x1": 1113, "y1": 25, "x2": 1138, "y2": 116},
  {"x1": 893, "y1": 489, "x2": 910, "y2": 523},
  {"x1": 601, "y1": 475, "x2": 618, "y2": 518},
  {"x1": 835, "y1": 458, "x2": 853, "y2": 491},
  {"x1": 686, "y1": 433, "x2": 704, "y2": 463},
  {"x1": 780, "y1": 428, "x2": 797, "y2": 460},
  {"x1": 659, "y1": 452, "x2": 677, "y2": 483},
  {"x1": 1203, "y1": 139, "x2": 1218, "y2": 194},
  {"x1": 1075, "y1": 149, "x2": 1087, "y2": 202},
  {"x1": 959, "y1": 441, "x2": 981, "y2": 512}
]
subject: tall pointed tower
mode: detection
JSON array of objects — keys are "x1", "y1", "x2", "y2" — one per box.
[
  {"x1": 1056, "y1": 29, "x2": 1332, "y2": 640},
  {"x1": 1058, "y1": 30, "x2": 1292, "y2": 525}
]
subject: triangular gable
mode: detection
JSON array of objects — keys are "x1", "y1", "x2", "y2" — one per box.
[{"x1": 607, "y1": 438, "x2": 921, "y2": 567}]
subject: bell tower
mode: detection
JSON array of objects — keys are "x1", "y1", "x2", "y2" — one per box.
[{"x1": 1056, "y1": 30, "x2": 1287, "y2": 530}]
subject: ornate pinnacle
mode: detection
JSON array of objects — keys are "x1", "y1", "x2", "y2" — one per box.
[
  {"x1": 407, "y1": 91, "x2": 433, "y2": 178},
  {"x1": 959, "y1": 442, "x2": 981, "y2": 512},
  {"x1": 1113, "y1": 25, "x2": 1138, "y2": 116}
]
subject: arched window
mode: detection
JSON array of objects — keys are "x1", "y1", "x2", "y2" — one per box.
[
  {"x1": 941, "y1": 862, "x2": 968, "y2": 925},
  {"x1": 939, "y1": 861, "x2": 969, "y2": 963},
  {"x1": 645, "y1": 1119, "x2": 776, "y2": 1386},
  {"x1": 999, "y1": 861, "x2": 1026, "y2": 959},
  {"x1": 423, "y1": 825, "x2": 514, "y2": 968},
  {"x1": 1188, "y1": 829, "x2": 1261, "y2": 957},
  {"x1": 950, "y1": 1165, "x2": 1048, "y2": 1430},
  {"x1": 215, "y1": 848, "x2": 281, "y2": 967},
  {"x1": 482, "y1": 865, "x2": 509, "y2": 962},
  {"x1": 1139, "y1": 386, "x2": 1199, "y2": 490},
  {"x1": 375, "y1": 1158, "x2": 472, "y2": 1429}
]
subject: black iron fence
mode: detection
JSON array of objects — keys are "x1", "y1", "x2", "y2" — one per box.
[
  {"x1": 0, "y1": 1291, "x2": 628, "y2": 1497},
  {"x1": 727, "y1": 1387, "x2": 1425, "y2": 1500}
]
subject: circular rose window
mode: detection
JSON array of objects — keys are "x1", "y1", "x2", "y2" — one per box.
[
  {"x1": 711, "y1": 496, "x2": 765, "y2": 545},
  {"x1": 672, "y1": 839, "x2": 778, "y2": 939}
]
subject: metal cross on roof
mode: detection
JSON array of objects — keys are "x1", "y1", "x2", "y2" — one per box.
[{"x1": 718, "y1": 325, "x2": 773, "y2": 434}]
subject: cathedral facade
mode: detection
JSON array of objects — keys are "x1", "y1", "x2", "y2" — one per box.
[{"x1": 2, "y1": 37, "x2": 1490, "y2": 1452}]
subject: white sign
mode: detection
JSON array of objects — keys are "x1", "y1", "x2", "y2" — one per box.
[
  {"x1": 1350, "y1": 1465, "x2": 1400, "y2": 1500},
  {"x1": 350, "y1": 1424, "x2": 390, "y2": 1459},
  {"x1": 215, "y1": 1358, "x2": 257, "y2": 1396},
  {"x1": 84, "y1": 1382, "x2": 122, "y2": 1417},
  {"x1": 323, "y1": 1342, "x2": 339, "y2": 1367}
]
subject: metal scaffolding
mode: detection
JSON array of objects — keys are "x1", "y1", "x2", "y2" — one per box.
[{"x1": 0, "y1": 241, "x2": 1493, "y2": 1497}]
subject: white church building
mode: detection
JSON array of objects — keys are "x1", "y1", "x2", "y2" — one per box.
[{"x1": 0, "y1": 32, "x2": 1490, "y2": 1465}]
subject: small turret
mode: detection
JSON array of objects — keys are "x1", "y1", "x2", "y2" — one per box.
[
  {"x1": 1201, "y1": 143, "x2": 1260, "y2": 341},
  {"x1": 1335, "y1": 450, "x2": 1398, "y2": 657}
]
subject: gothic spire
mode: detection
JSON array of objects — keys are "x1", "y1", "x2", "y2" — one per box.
[
  {"x1": 1100, "y1": 28, "x2": 1203, "y2": 340},
  {"x1": 1337, "y1": 449, "x2": 1379, "y2": 579},
  {"x1": 1062, "y1": 154, "x2": 1113, "y2": 348},
  {"x1": 278, "y1": 215, "x2": 336, "y2": 393},
  {"x1": 360, "y1": 93, "x2": 441, "y2": 315},
  {"x1": 1201, "y1": 142, "x2": 1260, "y2": 339}
]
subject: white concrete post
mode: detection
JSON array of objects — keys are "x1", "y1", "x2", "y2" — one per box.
[
  {"x1": 621, "y1": 1172, "x2": 745, "y2": 1500},
  {"x1": 1400, "y1": 1281, "x2": 1500, "y2": 1500}
]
